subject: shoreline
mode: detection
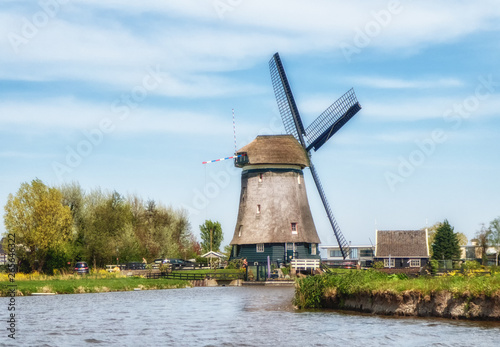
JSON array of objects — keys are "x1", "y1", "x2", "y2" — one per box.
[
  {"x1": 294, "y1": 270, "x2": 500, "y2": 321},
  {"x1": 0, "y1": 276, "x2": 190, "y2": 297},
  {"x1": 322, "y1": 288, "x2": 500, "y2": 320}
]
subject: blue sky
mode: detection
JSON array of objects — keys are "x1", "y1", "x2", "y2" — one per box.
[{"x1": 1, "y1": 1, "x2": 499, "y2": 249}]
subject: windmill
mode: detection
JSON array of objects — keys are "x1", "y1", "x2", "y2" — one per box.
[{"x1": 268, "y1": 52, "x2": 361, "y2": 259}]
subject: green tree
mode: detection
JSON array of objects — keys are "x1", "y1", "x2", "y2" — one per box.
[
  {"x1": 456, "y1": 232, "x2": 468, "y2": 247},
  {"x1": 3, "y1": 179, "x2": 72, "y2": 272},
  {"x1": 82, "y1": 190, "x2": 132, "y2": 268},
  {"x1": 129, "y1": 197, "x2": 195, "y2": 261},
  {"x1": 431, "y1": 219, "x2": 461, "y2": 260},
  {"x1": 489, "y1": 217, "x2": 500, "y2": 265},
  {"x1": 59, "y1": 182, "x2": 86, "y2": 263},
  {"x1": 199, "y1": 220, "x2": 223, "y2": 253},
  {"x1": 475, "y1": 224, "x2": 491, "y2": 265}
]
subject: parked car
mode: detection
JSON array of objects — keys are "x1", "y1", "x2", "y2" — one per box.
[
  {"x1": 74, "y1": 261, "x2": 89, "y2": 274},
  {"x1": 341, "y1": 261, "x2": 357, "y2": 269},
  {"x1": 162, "y1": 259, "x2": 183, "y2": 268}
]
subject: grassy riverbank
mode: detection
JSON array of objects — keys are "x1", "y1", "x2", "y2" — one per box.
[
  {"x1": 0, "y1": 271, "x2": 189, "y2": 296},
  {"x1": 295, "y1": 269, "x2": 500, "y2": 309}
]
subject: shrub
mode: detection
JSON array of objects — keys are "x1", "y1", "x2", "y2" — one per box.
[
  {"x1": 373, "y1": 261, "x2": 384, "y2": 269},
  {"x1": 226, "y1": 259, "x2": 244, "y2": 269},
  {"x1": 490, "y1": 265, "x2": 500, "y2": 274},
  {"x1": 281, "y1": 266, "x2": 290, "y2": 277},
  {"x1": 195, "y1": 256, "x2": 208, "y2": 264},
  {"x1": 461, "y1": 260, "x2": 481, "y2": 271},
  {"x1": 429, "y1": 259, "x2": 439, "y2": 274}
]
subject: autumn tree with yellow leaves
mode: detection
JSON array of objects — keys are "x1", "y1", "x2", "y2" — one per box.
[{"x1": 4, "y1": 179, "x2": 72, "y2": 272}]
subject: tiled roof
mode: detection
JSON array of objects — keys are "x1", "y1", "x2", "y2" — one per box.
[{"x1": 376, "y1": 230, "x2": 429, "y2": 258}]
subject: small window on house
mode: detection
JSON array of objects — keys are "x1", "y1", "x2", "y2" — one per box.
[
  {"x1": 360, "y1": 249, "x2": 374, "y2": 257},
  {"x1": 291, "y1": 223, "x2": 297, "y2": 234},
  {"x1": 286, "y1": 243, "x2": 294, "y2": 251},
  {"x1": 350, "y1": 248, "x2": 358, "y2": 259},
  {"x1": 311, "y1": 244, "x2": 317, "y2": 255},
  {"x1": 257, "y1": 204, "x2": 261, "y2": 214},
  {"x1": 409, "y1": 259, "x2": 421, "y2": 267},
  {"x1": 256, "y1": 244, "x2": 264, "y2": 252},
  {"x1": 238, "y1": 225, "x2": 242, "y2": 237},
  {"x1": 259, "y1": 173, "x2": 263, "y2": 182},
  {"x1": 384, "y1": 259, "x2": 395, "y2": 268},
  {"x1": 330, "y1": 250, "x2": 343, "y2": 258}
]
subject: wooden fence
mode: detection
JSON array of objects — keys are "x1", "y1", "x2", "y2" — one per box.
[
  {"x1": 291, "y1": 259, "x2": 320, "y2": 270},
  {"x1": 146, "y1": 272, "x2": 244, "y2": 281}
]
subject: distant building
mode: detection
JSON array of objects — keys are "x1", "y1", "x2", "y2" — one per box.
[
  {"x1": 460, "y1": 239, "x2": 499, "y2": 265},
  {"x1": 374, "y1": 229, "x2": 430, "y2": 269},
  {"x1": 320, "y1": 245, "x2": 374, "y2": 268},
  {"x1": 0, "y1": 243, "x2": 6, "y2": 265}
]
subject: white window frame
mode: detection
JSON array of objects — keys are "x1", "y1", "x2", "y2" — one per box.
[
  {"x1": 350, "y1": 248, "x2": 358, "y2": 259},
  {"x1": 384, "y1": 258, "x2": 395, "y2": 268},
  {"x1": 330, "y1": 250, "x2": 343, "y2": 258},
  {"x1": 311, "y1": 244, "x2": 317, "y2": 255},
  {"x1": 291, "y1": 222, "x2": 297, "y2": 234},
  {"x1": 256, "y1": 204, "x2": 261, "y2": 214},
  {"x1": 409, "y1": 259, "x2": 421, "y2": 267},
  {"x1": 256, "y1": 244, "x2": 264, "y2": 253}
]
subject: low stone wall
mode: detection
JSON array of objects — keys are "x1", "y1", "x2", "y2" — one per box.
[{"x1": 323, "y1": 288, "x2": 500, "y2": 320}]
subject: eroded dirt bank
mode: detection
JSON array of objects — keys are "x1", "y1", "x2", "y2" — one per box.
[{"x1": 323, "y1": 288, "x2": 500, "y2": 320}]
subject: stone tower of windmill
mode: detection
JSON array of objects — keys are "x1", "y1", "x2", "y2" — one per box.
[{"x1": 229, "y1": 135, "x2": 321, "y2": 264}]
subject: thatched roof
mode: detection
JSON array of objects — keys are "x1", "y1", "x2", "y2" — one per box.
[
  {"x1": 237, "y1": 135, "x2": 309, "y2": 168},
  {"x1": 375, "y1": 230, "x2": 429, "y2": 258}
]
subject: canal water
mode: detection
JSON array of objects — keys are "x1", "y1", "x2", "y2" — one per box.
[{"x1": 2, "y1": 286, "x2": 499, "y2": 346}]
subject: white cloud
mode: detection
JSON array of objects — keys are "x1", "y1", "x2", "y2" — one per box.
[
  {"x1": 350, "y1": 77, "x2": 464, "y2": 89},
  {"x1": 0, "y1": 98, "x2": 263, "y2": 137},
  {"x1": 1, "y1": 0, "x2": 499, "y2": 89}
]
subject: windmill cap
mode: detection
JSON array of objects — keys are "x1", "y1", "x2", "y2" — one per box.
[{"x1": 236, "y1": 135, "x2": 309, "y2": 168}]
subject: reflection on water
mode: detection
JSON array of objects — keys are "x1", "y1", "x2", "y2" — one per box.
[{"x1": 2, "y1": 286, "x2": 499, "y2": 346}]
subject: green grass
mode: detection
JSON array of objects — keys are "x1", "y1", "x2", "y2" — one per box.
[
  {"x1": 294, "y1": 270, "x2": 500, "y2": 309},
  {"x1": 0, "y1": 276, "x2": 189, "y2": 296},
  {"x1": 172, "y1": 268, "x2": 244, "y2": 274}
]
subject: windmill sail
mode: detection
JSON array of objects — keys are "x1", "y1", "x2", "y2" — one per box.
[
  {"x1": 269, "y1": 52, "x2": 360, "y2": 260},
  {"x1": 309, "y1": 161, "x2": 350, "y2": 259},
  {"x1": 305, "y1": 88, "x2": 361, "y2": 152},
  {"x1": 269, "y1": 53, "x2": 306, "y2": 147}
]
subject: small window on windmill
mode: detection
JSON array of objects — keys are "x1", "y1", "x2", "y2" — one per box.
[
  {"x1": 297, "y1": 173, "x2": 301, "y2": 185},
  {"x1": 238, "y1": 225, "x2": 242, "y2": 237},
  {"x1": 259, "y1": 173, "x2": 263, "y2": 183},
  {"x1": 311, "y1": 243, "x2": 317, "y2": 255},
  {"x1": 256, "y1": 204, "x2": 261, "y2": 214},
  {"x1": 291, "y1": 223, "x2": 297, "y2": 234},
  {"x1": 256, "y1": 244, "x2": 264, "y2": 252}
]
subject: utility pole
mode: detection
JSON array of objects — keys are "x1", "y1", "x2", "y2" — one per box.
[{"x1": 210, "y1": 228, "x2": 213, "y2": 268}]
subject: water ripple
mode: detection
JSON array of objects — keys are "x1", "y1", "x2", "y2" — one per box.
[{"x1": 2, "y1": 287, "x2": 499, "y2": 346}]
